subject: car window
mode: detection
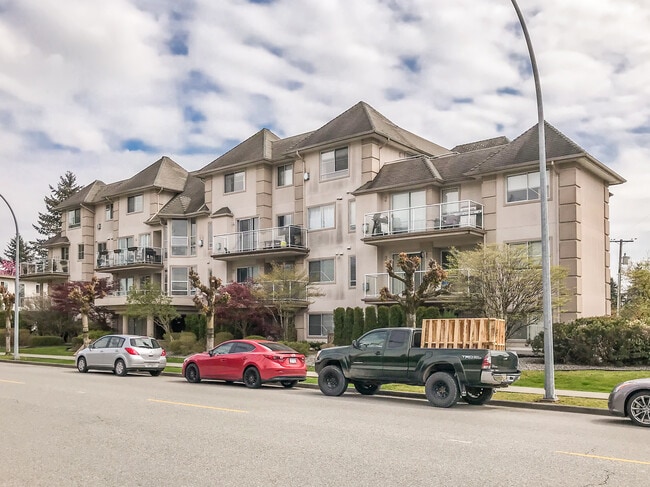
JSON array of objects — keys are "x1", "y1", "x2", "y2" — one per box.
[
  {"x1": 261, "y1": 342, "x2": 297, "y2": 352},
  {"x1": 387, "y1": 329, "x2": 410, "y2": 349},
  {"x1": 357, "y1": 330, "x2": 388, "y2": 349},
  {"x1": 231, "y1": 343, "x2": 256, "y2": 354},
  {"x1": 130, "y1": 337, "x2": 159, "y2": 349},
  {"x1": 212, "y1": 342, "x2": 236, "y2": 355},
  {"x1": 92, "y1": 336, "x2": 111, "y2": 349},
  {"x1": 107, "y1": 336, "x2": 124, "y2": 348}
]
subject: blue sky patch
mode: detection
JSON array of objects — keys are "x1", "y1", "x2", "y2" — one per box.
[
  {"x1": 182, "y1": 70, "x2": 221, "y2": 93},
  {"x1": 453, "y1": 97, "x2": 473, "y2": 104},
  {"x1": 25, "y1": 131, "x2": 78, "y2": 152},
  {"x1": 401, "y1": 56, "x2": 420, "y2": 73},
  {"x1": 385, "y1": 88, "x2": 405, "y2": 101},
  {"x1": 630, "y1": 125, "x2": 650, "y2": 134},
  {"x1": 184, "y1": 106, "x2": 206, "y2": 123},
  {"x1": 168, "y1": 31, "x2": 188, "y2": 55},
  {"x1": 121, "y1": 139, "x2": 156, "y2": 152},
  {"x1": 497, "y1": 87, "x2": 521, "y2": 96}
]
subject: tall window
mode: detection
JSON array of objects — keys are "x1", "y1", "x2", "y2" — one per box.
[
  {"x1": 61, "y1": 247, "x2": 69, "y2": 261},
  {"x1": 236, "y1": 266, "x2": 258, "y2": 283},
  {"x1": 68, "y1": 208, "x2": 81, "y2": 228},
  {"x1": 225, "y1": 171, "x2": 245, "y2": 193},
  {"x1": 391, "y1": 190, "x2": 425, "y2": 232},
  {"x1": 509, "y1": 240, "x2": 543, "y2": 264},
  {"x1": 277, "y1": 214, "x2": 293, "y2": 227},
  {"x1": 127, "y1": 195, "x2": 143, "y2": 213},
  {"x1": 77, "y1": 244, "x2": 85, "y2": 260},
  {"x1": 309, "y1": 259, "x2": 335, "y2": 283},
  {"x1": 349, "y1": 256, "x2": 356, "y2": 288},
  {"x1": 277, "y1": 163, "x2": 293, "y2": 187},
  {"x1": 320, "y1": 147, "x2": 348, "y2": 180},
  {"x1": 308, "y1": 204, "x2": 335, "y2": 230},
  {"x1": 171, "y1": 219, "x2": 197, "y2": 256},
  {"x1": 171, "y1": 267, "x2": 191, "y2": 295},
  {"x1": 118, "y1": 236, "x2": 135, "y2": 249},
  {"x1": 105, "y1": 203, "x2": 114, "y2": 220},
  {"x1": 348, "y1": 200, "x2": 356, "y2": 232},
  {"x1": 308, "y1": 314, "x2": 334, "y2": 337},
  {"x1": 506, "y1": 171, "x2": 549, "y2": 203}
]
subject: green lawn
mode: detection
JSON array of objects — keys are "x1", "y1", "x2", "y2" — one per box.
[{"x1": 515, "y1": 369, "x2": 649, "y2": 393}]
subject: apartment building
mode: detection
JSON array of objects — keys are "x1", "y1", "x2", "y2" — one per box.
[{"x1": 20, "y1": 102, "x2": 625, "y2": 341}]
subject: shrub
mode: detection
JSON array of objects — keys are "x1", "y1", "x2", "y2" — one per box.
[
  {"x1": 333, "y1": 307, "x2": 346, "y2": 345},
  {"x1": 88, "y1": 330, "x2": 112, "y2": 340},
  {"x1": 28, "y1": 335, "x2": 65, "y2": 347},
  {"x1": 389, "y1": 305, "x2": 404, "y2": 327},
  {"x1": 185, "y1": 314, "x2": 206, "y2": 340},
  {"x1": 344, "y1": 308, "x2": 354, "y2": 343},
  {"x1": 214, "y1": 331, "x2": 234, "y2": 345},
  {"x1": 281, "y1": 341, "x2": 310, "y2": 356},
  {"x1": 352, "y1": 307, "x2": 364, "y2": 340},
  {"x1": 245, "y1": 335, "x2": 266, "y2": 340},
  {"x1": 364, "y1": 306, "x2": 378, "y2": 333},
  {"x1": 377, "y1": 306, "x2": 390, "y2": 328}
]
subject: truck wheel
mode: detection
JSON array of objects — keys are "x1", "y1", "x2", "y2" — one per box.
[
  {"x1": 463, "y1": 387, "x2": 494, "y2": 405},
  {"x1": 318, "y1": 365, "x2": 348, "y2": 396},
  {"x1": 353, "y1": 381, "x2": 380, "y2": 395},
  {"x1": 425, "y1": 372, "x2": 460, "y2": 408}
]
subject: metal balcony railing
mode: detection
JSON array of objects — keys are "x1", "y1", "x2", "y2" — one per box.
[
  {"x1": 363, "y1": 200, "x2": 483, "y2": 237},
  {"x1": 20, "y1": 259, "x2": 69, "y2": 276},
  {"x1": 363, "y1": 269, "x2": 469, "y2": 298},
  {"x1": 96, "y1": 246, "x2": 163, "y2": 269},
  {"x1": 213, "y1": 226, "x2": 307, "y2": 255}
]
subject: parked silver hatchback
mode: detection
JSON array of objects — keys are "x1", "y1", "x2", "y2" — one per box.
[{"x1": 76, "y1": 334, "x2": 167, "y2": 376}]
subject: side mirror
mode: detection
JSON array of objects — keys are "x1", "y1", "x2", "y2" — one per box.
[{"x1": 352, "y1": 340, "x2": 359, "y2": 349}]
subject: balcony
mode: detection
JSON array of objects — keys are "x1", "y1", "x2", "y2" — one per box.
[
  {"x1": 20, "y1": 259, "x2": 69, "y2": 281},
  {"x1": 98, "y1": 288, "x2": 197, "y2": 311},
  {"x1": 254, "y1": 280, "x2": 310, "y2": 307},
  {"x1": 96, "y1": 246, "x2": 163, "y2": 272},
  {"x1": 363, "y1": 269, "x2": 469, "y2": 302},
  {"x1": 362, "y1": 200, "x2": 484, "y2": 247},
  {"x1": 212, "y1": 226, "x2": 308, "y2": 261}
]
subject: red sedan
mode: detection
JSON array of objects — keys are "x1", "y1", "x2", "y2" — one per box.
[{"x1": 182, "y1": 339, "x2": 307, "y2": 388}]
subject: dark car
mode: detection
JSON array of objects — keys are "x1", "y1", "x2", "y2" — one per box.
[
  {"x1": 608, "y1": 378, "x2": 650, "y2": 427},
  {"x1": 182, "y1": 339, "x2": 307, "y2": 388}
]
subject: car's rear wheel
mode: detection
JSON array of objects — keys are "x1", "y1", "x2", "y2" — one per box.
[
  {"x1": 149, "y1": 370, "x2": 162, "y2": 377},
  {"x1": 185, "y1": 363, "x2": 201, "y2": 383},
  {"x1": 281, "y1": 380, "x2": 297, "y2": 388},
  {"x1": 425, "y1": 371, "x2": 460, "y2": 408},
  {"x1": 353, "y1": 381, "x2": 380, "y2": 395},
  {"x1": 243, "y1": 367, "x2": 262, "y2": 388},
  {"x1": 114, "y1": 359, "x2": 128, "y2": 377},
  {"x1": 626, "y1": 390, "x2": 650, "y2": 427},
  {"x1": 76, "y1": 357, "x2": 88, "y2": 373},
  {"x1": 463, "y1": 387, "x2": 494, "y2": 405},
  {"x1": 318, "y1": 365, "x2": 348, "y2": 397}
]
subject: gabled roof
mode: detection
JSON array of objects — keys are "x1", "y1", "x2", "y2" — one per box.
[
  {"x1": 56, "y1": 180, "x2": 104, "y2": 210},
  {"x1": 294, "y1": 101, "x2": 449, "y2": 156},
  {"x1": 434, "y1": 141, "x2": 510, "y2": 181},
  {"x1": 152, "y1": 174, "x2": 209, "y2": 219},
  {"x1": 354, "y1": 156, "x2": 443, "y2": 194},
  {"x1": 100, "y1": 156, "x2": 188, "y2": 197},
  {"x1": 42, "y1": 233, "x2": 69, "y2": 248},
  {"x1": 197, "y1": 129, "x2": 280, "y2": 175}
]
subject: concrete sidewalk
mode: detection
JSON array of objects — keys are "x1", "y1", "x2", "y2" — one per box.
[{"x1": 15, "y1": 353, "x2": 609, "y2": 400}]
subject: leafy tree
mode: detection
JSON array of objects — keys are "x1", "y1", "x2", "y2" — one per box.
[
  {"x1": 621, "y1": 260, "x2": 650, "y2": 320},
  {"x1": 31, "y1": 171, "x2": 82, "y2": 258},
  {"x1": 125, "y1": 282, "x2": 180, "y2": 340},
  {"x1": 447, "y1": 244, "x2": 568, "y2": 339},
  {"x1": 66, "y1": 277, "x2": 108, "y2": 347},
  {"x1": 253, "y1": 262, "x2": 322, "y2": 341},
  {"x1": 379, "y1": 252, "x2": 447, "y2": 328},
  {"x1": 352, "y1": 307, "x2": 364, "y2": 340},
  {"x1": 216, "y1": 282, "x2": 267, "y2": 338},
  {"x1": 189, "y1": 269, "x2": 229, "y2": 349},
  {"x1": 3, "y1": 235, "x2": 33, "y2": 262},
  {"x1": 364, "y1": 306, "x2": 378, "y2": 333},
  {"x1": 0, "y1": 283, "x2": 15, "y2": 354},
  {"x1": 333, "y1": 307, "x2": 346, "y2": 345}
]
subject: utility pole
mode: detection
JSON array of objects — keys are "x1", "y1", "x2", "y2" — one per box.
[{"x1": 610, "y1": 238, "x2": 635, "y2": 316}]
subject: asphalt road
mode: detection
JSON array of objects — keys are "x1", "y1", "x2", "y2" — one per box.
[{"x1": 1, "y1": 362, "x2": 648, "y2": 487}]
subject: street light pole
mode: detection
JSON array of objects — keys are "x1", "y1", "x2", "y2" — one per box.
[
  {"x1": 611, "y1": 238, "x2": 635, "y2": 315},
  {"x1": 510, "y1": 0, "x2": 555, "y2": 401},
  {"x1": 0, "y1": 193, "x2": 20, "y2": 360}
]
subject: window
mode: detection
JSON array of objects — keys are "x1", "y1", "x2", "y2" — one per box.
[
  {"x1": 392, "y1": 190, "x2": 425, "y2": 232},
  {"x1": 77, "y1": 244, "x2": 85, "y2": 260},
  {"x1": 207, "y1": 221, "x2": 213, "y2": 250},
  {"x1": 308, "y1": 314, "x2": 334, "y2": 337},
  {"x1": 236, "y1": 266, "x2": 258, "y2": 283},
  {"x1": 348, "y1": 200, "x2": 356, "y2": 232},
  {"x1": 510, "y1": 240, "x2": 542, "y2": 264},
  {"x1": 277, "y1": 214, "x2": 293, "y2": 227},
  {"x1": 277, "y1": 163, "x2": 293, "y2": 187},
  {"x1": 349, "y1": 256, "x2": 356, "y2": 288},
  {"x1": 171, "y1": 219, "x2": 197, "y2": 256},
  {"x1": 105, "y1": 203, "x2": 114, "y2": 220},
  {"x1": 118, "y1": 236, "x2": 134, "y2": 249},
  {"x1": 308, "y1": 204, "x2": 335, "y2": 230},
  {"x1": 321, "y1": 147, "x2": 348, "y2": 180},
  {"x1": 309, "y1": 259, "x2": 335, "y2": 283},
  {"x1": 61, "y1": 247, "x2": 69, "y2": 261},
  {"x1": 68, "y1": 209, "x2": 81, "y2": 228},
  {"x1": 225, "y1": 171, "x2": 245, "y2": 193},
  {"x1": 237, "y1": 217, "x2": 258, "y2": 251},
  {"x1": 119, "y1": 277, "x2": 134, "y2": 295},
  {"x1": 127, "y1": 194, "x2": 143, "y2": 213},
  {"x1": 507, "y1": 171, "x2": 549, "y2": 203},
  {"x1": 358, "y1": 330, "x2": 388, "y2": 349},
  {"x1": 171, "y1": 267, "x2": 191, "y2": 295},
  {"x1": 387, "y1": 329, "x2": 410, "y2": 349}
]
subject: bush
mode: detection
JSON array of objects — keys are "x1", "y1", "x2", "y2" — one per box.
[
  {"x1": 333, "y1": 307, "x2": 346, "y2": 345},
  {"x1": 28, "y1": 335, "x2": 65, "y2": 347},
  {"x1": 281, "y1": 341, "x2": 310, "y2": 356},
  {"x1": 364, "y1": 306, "x2": 378, "y2": 333},
  {"x1": 214, "y1": 331, "x2": 234, "y2": 346},
  {"x1": 377, "y1": 306, "x2": 390, "y2": 328},
  {"x1": 352, "y1": 307, "x2": 364, "y2": 340},
  {"x1": 245, "y1": 335, "x2": 266, "y2": 340},
  {"x1": 185, "y1": 314, "x2": 207, "y2": 340},
  {"x1": 389, "y1": 305, "x2": 404, "y2": 327},
  {"x1": 530, "y1": 316, "x2": 650, "y2": 366}
]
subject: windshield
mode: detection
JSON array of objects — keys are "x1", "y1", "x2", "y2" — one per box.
[{"x1": 261, "y1": 342, "x2": 297, "y2": 353}]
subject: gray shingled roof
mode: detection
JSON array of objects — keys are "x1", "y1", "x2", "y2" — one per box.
[
  {"x1": 451, "y1": 136, "x2": 509, "y2": 153},
  {"x1": 154, "y1": 174, "x2": 208, "y2": 218},
  {"x1": 56, "y1": 181, "x2": 104, "y2": 210},
  {"x1": 354, "y1": 156, "x2": 443, "y2": 194},
  {"x1": 197, "y1": 129, "x2": 279, "y2": 175},
  {"x1": 294, "y1": 102, "x2": 449, "y2": 156},
  {"x1": 42, "y1": 232, "x2": 69, "y2": 247},
  {"x1": 434, "y1": 142, "x2": 509, "y2": 181},
  {"x1": 99, "y1": 156, "x2": 188, "y2": 197}
]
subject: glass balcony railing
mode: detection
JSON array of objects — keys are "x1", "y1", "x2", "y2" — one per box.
[
  {"x1": 363, "y1": 200, "x2": 483, "y2": 237},
  {"x1": 96, "y1": 246, "x2": 163, "y2": 269},
  {"x1": 363, "y1": 270, "x2": 469, "y2": 298},
  {"x1": 20, "y1": 259, "x2": 69, "y2": 276},
  {"x1": 254, "y1": 280, "x2": 309, "y2": 303},
  {"x1": 213, "y1": 226, "x2": 307, "y2": 255}
]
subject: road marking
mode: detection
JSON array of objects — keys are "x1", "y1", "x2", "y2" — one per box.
[
  {"x1": 556, "y1": 451, "x2": 650, "y2": 465},
  {"x1": 0, "y1": 379, "x2": 24, "y2": 384},
  {"x1": 148, "y1": 398, "x2": 248, "y2": 413}
]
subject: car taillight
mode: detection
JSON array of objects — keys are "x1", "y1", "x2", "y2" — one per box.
[
  {"x1": 161, "y1": 349, "x2": 167, "y2": 357},
  {"x1": 299, "y1": 356, "x2": 305, "y2": 363},
  {"x1": 481, "y1": 353, "x2": 492, "y2": 370},
  {"x1": 124, "y1": 347, "x2": 140, "y2": 356},
  {"x1": 264, "y1": 354, "x2": 285, "y2": 361}
]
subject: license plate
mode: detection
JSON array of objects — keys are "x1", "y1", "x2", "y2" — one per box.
[{"x1": 289, "y1": 357, "x2": 297, "y2": 364}]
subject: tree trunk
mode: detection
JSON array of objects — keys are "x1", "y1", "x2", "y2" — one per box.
[
  {"x1": 82, "y1": 313, "x2": 90, "y2": 348},
  {"x1": 5, "y1": 315, "x2": 10, "y2": 355},
  {"x1": 206, "y1": 314, "x2": 214, "y2": 350},
  {"x1": 406, "y1": 311, "x2": 417, "y2": 328}
]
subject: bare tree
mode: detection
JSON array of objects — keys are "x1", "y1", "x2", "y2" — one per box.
[
  {"x1": 379, "y1": 253, "x2": 447, "y2": 328},
  {"x1": 189, "y1": 269, "x2": 229, "y2": 350},
  {"x1": 125, "y1": 282, "x2": 179, "y2": 339},
  {"x1": 0, "y1": 283, "x2": 15, "y2": 354}
]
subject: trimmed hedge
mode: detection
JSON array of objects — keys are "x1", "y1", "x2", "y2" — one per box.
[
  {"x1": 29, "y1": 335, "x2": 65, "y2": 347},
  {"x1": 530, "y1": 316, "x2": 650, "y2": 366}
]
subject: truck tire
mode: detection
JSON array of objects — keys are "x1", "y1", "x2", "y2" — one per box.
[
  {"x1": 463, "y1": 387, "x2": 494, "y2": 405},
  {"x1": 425, "y1": 372, "x2": 460, "y2": 408},
  {"x1": 353, "y1": 381, "x2": 380, "y2": 395},
  {"x1": 318, "y1": 365, "x2": 348, "y2": 396}
]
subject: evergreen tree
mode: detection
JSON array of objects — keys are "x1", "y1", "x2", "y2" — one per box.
[
  {"x1": 333, "y1": 307, "x2": 346, "y2": 345},
  {"x1": 344, "y1": 307, "x2": 354, "y2": 344},
  {"x1": 3, "y1": 235, "x2": 33, "y2": 262},
  {"x1": 31, "y1": 171, "x2": 82, "y2": 257},
  {"x1": 377, "y1": 306, "x2": 390, "y2": 328},
  {"x1": 352, "y1": 307, "x2": 364, "y2": 340},
  {"x1": 364, "y1": 306, "x2": 378, "y2": 333}
]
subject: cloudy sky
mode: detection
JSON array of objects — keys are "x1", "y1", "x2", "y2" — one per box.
[{"x1": 0, "y1": 0, "x2": 648, "y2": 270}]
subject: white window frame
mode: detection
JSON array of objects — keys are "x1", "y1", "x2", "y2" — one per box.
[
  {"x1": 308, "y1": 204, "x2": 335, "y2": 230},
  {"x1": 127, "y1": 194, "x2": 143, "y2": 213},
  {"x1": 320, "y1": 147, "x2": 349, "y2": 181},
  {"x1": 348, "y1": 200, "x2": 356, "y2": 232},
  {"x1": 277, "y1": 163, "x2": 293, "y2": 187},
  {"x1": 225, "y1": 171, "x2": 245, "y2": 193},
  {"x1": 171, "y1": 267, "x2": 191, "y2": 296},
  {"x1": 77, "y1": 244, "x2": 85, "y2": 260},
  {"x1": 506, "y1": 171, "x2": 549, "y2": 203},
  {"x1": 68, "y1": 208, "x2": 81, "y2": 228},
  {"x1": 309, "y1": 259, "x2": 335, "y2": 283},
  {"x1": 105, "y1": 203, "x2": 114, "y2": 221},
  {"x1": 308, "y1": 313, "x2": 334, "y2": 338},
  {"x1": 349, "y1": 255, "x2": 356, "y2": 288},
  {"x1": 171, "y1": 219, "x2": 197, "y2": 256}
]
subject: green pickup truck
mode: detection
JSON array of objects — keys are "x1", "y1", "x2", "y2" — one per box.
[{"x1": 315, "y1": 327, "x2": 521, "y2": 407}]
